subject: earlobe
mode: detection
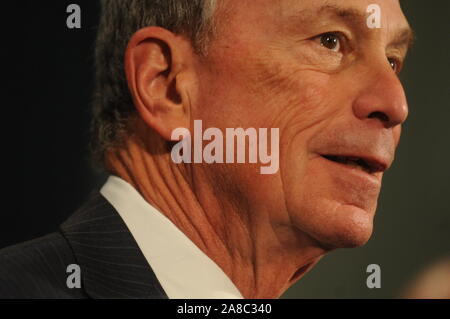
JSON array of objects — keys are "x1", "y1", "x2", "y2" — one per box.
[{"x1": 124, "y1": 27, "x2": 192, "y2": 141}]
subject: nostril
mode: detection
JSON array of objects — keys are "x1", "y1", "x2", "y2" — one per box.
[{"x1": 368, "y1": 111, "x2": 389, "y2": 123}]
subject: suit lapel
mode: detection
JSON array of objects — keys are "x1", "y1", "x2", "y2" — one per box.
[{"x1": 60, "y1": 192, "x2": 168, "y2": 299}]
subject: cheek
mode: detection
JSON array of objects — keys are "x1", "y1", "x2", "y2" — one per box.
[
  {"x1": 197, "y1": 47, "x2": 378, "y2": 247},
  {"x1": 248, "y1": 69, "x2": 339, "y2": 142},
  {"x1": 276, "y1": 76, "x2": 337, "y2": 176},
  {"x1": 271, "y1": 77, "x2": 378, "y2": 248}
]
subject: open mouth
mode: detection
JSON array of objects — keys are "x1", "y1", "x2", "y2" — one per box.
[{"x1": 321, "y1": 155, "x2": 386, "y2": 174}]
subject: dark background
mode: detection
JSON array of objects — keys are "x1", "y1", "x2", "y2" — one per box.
[{"x1": 5, "y1": 1, "x2": 450, "y2": 298}]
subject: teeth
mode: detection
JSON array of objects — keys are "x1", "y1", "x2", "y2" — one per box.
[{"x1": 349, "y1": 161, "x2": 367, "y2": 172}]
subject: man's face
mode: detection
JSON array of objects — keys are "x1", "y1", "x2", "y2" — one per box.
[{"x1": 193, "y1": 0, "x2": 411, "y2": 249}]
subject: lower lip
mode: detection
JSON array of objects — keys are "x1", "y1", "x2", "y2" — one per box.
[{"x1": 318, "y1": 155, "x2": 382, "y2": 187}]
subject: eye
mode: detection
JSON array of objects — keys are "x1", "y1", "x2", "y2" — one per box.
[
  {"x1": 318, "y1": 33, "x2": 342, "y2": 52},
  {"x1": 388, "y1": 57, "x2": 402, "y2": 73}
]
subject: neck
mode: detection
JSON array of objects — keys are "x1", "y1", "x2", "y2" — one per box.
[{"x1": 104, "y1": 119, "x2": 324, "y2": 298}]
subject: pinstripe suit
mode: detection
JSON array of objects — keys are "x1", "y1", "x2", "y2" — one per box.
[{"x1": 0, "y1": 192, "x2": 168, "y2": 299}]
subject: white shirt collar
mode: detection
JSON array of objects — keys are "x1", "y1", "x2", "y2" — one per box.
[{"x1": 100, "y1": 175, "x2": 243, "y2": 299}]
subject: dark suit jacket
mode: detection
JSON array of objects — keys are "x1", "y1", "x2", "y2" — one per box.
[{"x1": 0, "y1": 192, "x2": 168, "y2": 299}]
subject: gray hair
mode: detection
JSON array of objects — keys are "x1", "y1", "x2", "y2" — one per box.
[{"x1": 91, "y1": 0, "x2": 218, "y2": 162}]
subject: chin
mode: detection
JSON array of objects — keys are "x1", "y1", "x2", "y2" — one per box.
[
  {"x1": 287, "y1": 195, "x2": 378, "y2": 251},
  {"x1": 313, "y1": 203, "x2": 376, "y2": 249}
]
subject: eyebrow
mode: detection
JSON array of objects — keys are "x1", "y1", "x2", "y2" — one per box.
[
  {"x1": 322, "y1": 5, "x2": 366, "y2": 23},
  {"x1": 389, "y1": 27, "x2": 415, "y2": 50},
  {"x1": 291, "y1": 5, "x2": 367, "y2": 28},
  {"x1": 290, "y1": 4, "x2": 415, "y2": 49}
]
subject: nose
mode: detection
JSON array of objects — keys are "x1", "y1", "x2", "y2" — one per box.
[{"x1": 352, "y1": 64, "x2": 409, "y2": 129}]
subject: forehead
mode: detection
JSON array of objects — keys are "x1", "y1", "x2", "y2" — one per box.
[
  {"x1": 218, "y1": 0, "x2": 410, "y2": 40},
  {"x1": 223, "y1": 0, "x2": 406, "y2": 19}
]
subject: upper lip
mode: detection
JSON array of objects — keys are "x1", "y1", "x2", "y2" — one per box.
[{"x1": 321, "y1": 153, "x2": 390, "y2": 174}]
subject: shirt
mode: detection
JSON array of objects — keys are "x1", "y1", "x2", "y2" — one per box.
[{"x1": 100, "y1": 175, "x2": 243, "y2": 299}]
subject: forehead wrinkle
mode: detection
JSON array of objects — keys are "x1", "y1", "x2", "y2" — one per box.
[{"x1": 286, "y1": 4, "x2": 367, "y2": 28}]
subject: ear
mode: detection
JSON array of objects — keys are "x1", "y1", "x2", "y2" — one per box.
[{"x1": 125, "y1": 27, "x2": 195, "y2": 141}]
